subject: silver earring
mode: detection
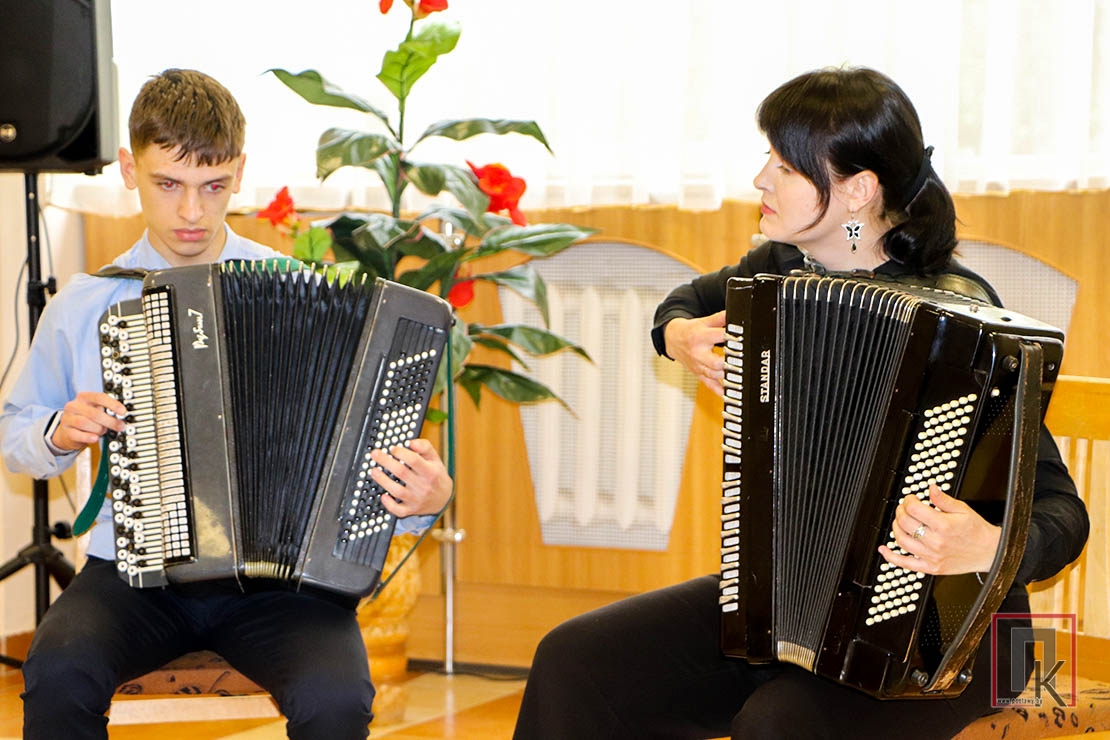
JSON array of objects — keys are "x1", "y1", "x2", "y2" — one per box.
[{"x1": 842, "y1": 215, "x2": 862, "y2": 253}]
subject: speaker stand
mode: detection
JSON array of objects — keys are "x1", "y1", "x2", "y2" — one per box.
[{"x1": 0, "y1": 173, "x2": 74, "y2": 669}]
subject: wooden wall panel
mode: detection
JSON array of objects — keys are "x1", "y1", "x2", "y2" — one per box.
[
  {"x1": 82, "y1": 190, "x2": 1110, "y2": 667},
  {"x1": 950, "y1": 190, "x2": 1110, "y2": 377}
]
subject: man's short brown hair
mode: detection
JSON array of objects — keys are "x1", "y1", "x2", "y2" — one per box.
[{"x1": 128, "y1": 69, "x2": 245, "y2": 165}]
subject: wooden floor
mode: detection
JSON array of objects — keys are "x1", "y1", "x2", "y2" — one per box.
[
  {"x1": 7, "y1": 659, "x2": 1110, "y2": 739},
  {"x1": 0, "y1": 661, "x2": 527, "y2": 739}
]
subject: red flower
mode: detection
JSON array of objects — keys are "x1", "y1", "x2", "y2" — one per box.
[
  {"x1": 467, "y1": 161, "x2": 527, "y2": 226},
  {"x1": 447, "y1": 278, "x2": 475, "y2": 309},
  {"x1": 403, "y1": 0, "x2": 447, "y2": 18},
  {"x1": 257, "y1": 186, "x2": 297, "y2": 229},
  {"x1": 379, "y1": 0, "x2": 393, "y2": 12}
]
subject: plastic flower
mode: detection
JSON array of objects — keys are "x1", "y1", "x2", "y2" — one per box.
[
  {"x1": 257, "y1": 186, "x2": 298, "y2": 233},
  {"x1": 447, "y1": 278, "x2": 475, "y2": 308},
  {"x1": 404, "y1": 0, "x2": 448, "y2": 19},
  {"x1": 271, "y1": 5, "x2": 598, "y2": 411},
  {"x1": 467, "y1": 161, "x2": 527, "y2": 226},
  {"x1": 256, "y1": 187, "x2": 335, "y2": 263}
]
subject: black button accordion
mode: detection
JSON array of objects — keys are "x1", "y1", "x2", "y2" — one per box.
[
  {"x1": 718, "y1": 273, "x2": 1064, "y2": 698},
  {"x1": 97, "y1": 262, "x2": 452, "y2": 599}
]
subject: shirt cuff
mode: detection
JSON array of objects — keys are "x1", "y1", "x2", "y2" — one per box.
[{"x1": 43, "y1": 412, "x2": 67, "y2": 456}]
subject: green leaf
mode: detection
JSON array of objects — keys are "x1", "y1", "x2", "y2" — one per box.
[
  {"x1": 330, "y1": 241, "x2": 360, "y2": 265},
  {"x1": 476, "y1": 223, "x2": 598, "y2": 258},
  {"x1": 314, "y1": 214, "x2": 367, "y2": 265},
  {"x1": 470, "y1": 335, "x2": 532, "y2": 370},
  {"x1": 397, "y1": 226, "x2": 453, "y2": 259},
  {"x1": 472, "y1": 263, "x2": 549, "y2": 325},
  {"x1": 450, "y1": 322, "x2": 474, "y2": 377},
  {"x1": 457, "y1": 364, "x2": 570, "y2": 409},
  {"x1": 413, "y1": 206, "x2": 513, "y2": 239},
  {"x1": 404, "y1": 163, "x2": 489, "y2": 219},
  {"x1": 416, "y1": 205, "x2": 487, "y2": 238},
  {"x1": 414, "y1": 119, "x2": 553, "y2": 153},
  {"x1": 469, "y1": 323, "x2": 591, "y2": 361},
  {"x1": 329, "y1": 261, "x2": 364, "y2": 285},
  {"x1": 397, "y1": 248, "x2": 467, "y2": 292},
  {"x1": 433, "y1": 324, "x2": 474, "y2": 397},
  {"x1": 402, "y1": 161, "x2": 445, "y2": 194},
  {"x1": 292, "y1": 226, "x2": 334, "y2": 263},
  {"x1": 377, "y1": 21, "x2": 461, "y2": 102},
  {"x1": 456, "y1": 371, "x2": 483, "y2": 408},
  {"x1": 268, "y1": 69, "x2": 394, "y2": 134},
  {"x1": 349, "y1": 220, "x2": 398, "y2": 279},
  {"x1": 316, "y1": 128, "x2": 398, "y2": 180},
  {"x1": 371, "y1": 157, "x2": 404, "y2": 211},
  {"x1": 424, "y1": 408, "x2": 448, "y2": 425}
]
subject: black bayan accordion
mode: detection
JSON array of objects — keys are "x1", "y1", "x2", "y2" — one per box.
[
  {"x1": 718, "y1": 273, "x2": 1064, "y2": 699},
  {"x1": 97, "y1": 262, "x2": 452, "y2": 599}
]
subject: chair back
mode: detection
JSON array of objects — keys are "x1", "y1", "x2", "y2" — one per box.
[
  {"x1": 1031, "y1": 376, "x2": 1110, "y2": 640},
  {"x1": 955, "y1": 237, "x2": 1078, "y2": 335}
]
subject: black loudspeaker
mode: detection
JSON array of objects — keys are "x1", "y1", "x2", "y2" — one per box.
[{"x1": 0, "y1": 0, "x2": 118, "y2": 173}]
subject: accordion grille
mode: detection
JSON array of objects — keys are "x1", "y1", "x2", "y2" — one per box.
[
  {"x1": 220, "y1": 269, "x2": 373, "y2": 580},
  {"x1": 772, "y1": 277, "x2": 917, "y2": 660}
]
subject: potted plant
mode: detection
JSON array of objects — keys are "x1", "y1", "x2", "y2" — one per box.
[{"x1": 262, "y1": 0, "x2": 595, "y2": 415}]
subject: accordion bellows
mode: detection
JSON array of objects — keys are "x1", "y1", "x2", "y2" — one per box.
[
  {"x1": 98, "y1": 262, "x2": 452, "y2": 599},
  {"x1": 718, "y1": 273, "x2": 1064, "y2": 699}
]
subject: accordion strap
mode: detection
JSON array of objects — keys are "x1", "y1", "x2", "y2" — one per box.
[
  {"x1": 73, "y1": 440, "x2": 109, "y2": 536},
  {"x1": 879, "y1": 272, "x2": 994, "y2": 305},
  {"x1": 92, "y1": 265, "x2": 149, "y2": 280},
  {"x1": 91, "y1": 258, "x2": 303, "y2": 282}
]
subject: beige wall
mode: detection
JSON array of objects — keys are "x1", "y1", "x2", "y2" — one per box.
[{"x1": 2, "y1": 190, "x2": 1108, "y2": 643}]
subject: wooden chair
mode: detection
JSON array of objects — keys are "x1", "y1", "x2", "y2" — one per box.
[
  {"x1": 109, "y1": 651, "x2": 279, "y2": 725},
  {"x1": 955, "y1": 375, "x2": 1110, "y2": 738},
  {"x1": 105, "y1": 543, "x2": 421, "y2": 727},
  {"x1": 65, "y1": 450, "x2": 280, "y2": 725},
  {"x1": 954, "y1": 236, "x2": 1079, "y2": 335},
  {"x1": 73, "y1": 429, "x2": 423, "y2": 727}
]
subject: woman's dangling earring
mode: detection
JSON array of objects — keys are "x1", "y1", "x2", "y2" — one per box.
[{"x1": 842, "y1": 213, "x2": 862, "y2": 254}]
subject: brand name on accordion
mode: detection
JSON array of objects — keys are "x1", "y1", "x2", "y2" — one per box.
[
  {"x1": 759, "y1": 349, "x2": 771, "y2": 403},
  {"x1": 187, "y1": 308, "x2": 209, "y2": 350}
]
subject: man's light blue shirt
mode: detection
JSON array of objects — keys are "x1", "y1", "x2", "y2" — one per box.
[{"x1": 0, "y1": 226, "x2": 432, "y2": 562}]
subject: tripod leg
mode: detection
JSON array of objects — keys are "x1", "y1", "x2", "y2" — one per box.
[
  {"x1": 0, "y1": 547, "x2": 34, "y2": 582},
  {"x1": 42, "y1": 545, "x2": 75, "y2": 590}
]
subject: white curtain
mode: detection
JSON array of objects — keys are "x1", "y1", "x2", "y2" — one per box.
[{"x1": 46, "y1": 0, "x2": 1110, "y2": 215}]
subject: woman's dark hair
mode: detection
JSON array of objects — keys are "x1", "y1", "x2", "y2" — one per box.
[{"x1": 756, "y1": 67, "x2": 957, "y2": 273}]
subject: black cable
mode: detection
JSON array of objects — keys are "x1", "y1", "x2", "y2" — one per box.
[
  {"x1": 407, "y1": 658, "x2": 530, "y2": 682},
  {"x1": 0, "y1": 259, "x2": 28, "y2": 394},
  {"x1": 38, "y1": 198, "x2": 55, "y2": 277}
]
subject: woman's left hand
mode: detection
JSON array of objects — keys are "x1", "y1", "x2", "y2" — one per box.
[
  {"x1": 369, "y1": 438, "x2": 454, "y2": 518},
  {"x1": 878, "y1": 483, "x2": 1002, "y2": 576}
]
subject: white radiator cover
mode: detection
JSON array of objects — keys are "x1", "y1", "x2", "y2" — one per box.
[{"x1": 499, "y1": 242, "x2": 700, "y2": 550}]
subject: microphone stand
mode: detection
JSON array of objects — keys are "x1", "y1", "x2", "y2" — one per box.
[{"x1": 0, "y1": 172, "x2": 75, "y2": 669}]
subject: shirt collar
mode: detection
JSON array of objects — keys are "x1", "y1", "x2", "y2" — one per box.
[{"x1": 116, "y1": 224, "x2": 253, "y2": 270}]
